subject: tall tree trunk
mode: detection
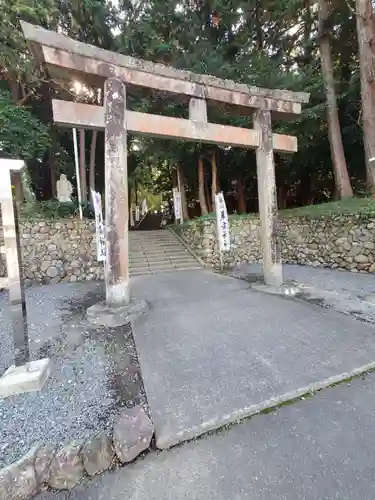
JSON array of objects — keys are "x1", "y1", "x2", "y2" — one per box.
[
  {"x1": 12, "y1": 171, "x2": 24, "y2": 212},
  {"x1": 318, "y1": 0, "x2": 353, "y2": 198},
  {"x1": 255, "y1": 0, "x2": 263, "y2": 50},
  {"x1": 355, "y1": 0, "x2": 375, "y2": 194},
  {"x1": 89, "y1": 130, "x2": 98, "y2": 199},
  {"x1": 205, "y1": 181, "x2": 212, "y2": 212},
  {"x1": 237, "y1": 178, "x2": 247, "y2": 213},
  {"x1": 211, "y1": 151, "x2": 218, "y2": 212},
  {"x1": 177, "y1": 164, "x2": 189, "y2": 221},
  {"x1": 198, "y1": 158, "x2": 208, "y2": 215},
  {"x1": 277, "y1": 184, "x2": 287, "y2": 210},
  {"x1": 79, "y1": 129, "x2": 87, "y2": 203},
  {"x1": 49, "y1": 147, "x2": 57, "y2": 198}
]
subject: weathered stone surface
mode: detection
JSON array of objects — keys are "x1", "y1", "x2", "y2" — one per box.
[
  {"x1": 82, "y1": 434, "x2": 114, "y2": 476},
  {"x1": 87, "y1": 299, "x2": 149, "y2": 327},
  {"x1": 0, "y1": 447, "x2": 38, "y2": 500},
  {"x1": 48, "y1": 442, "x2": 84, "y2": 490},
  {"x1": 113, "y1": 407, "x2": 154, "y2": 463},
  {"x1": 0, "y1": 218, "x2": 102, "y2": 285},
  {"x1": 34, "y1": 444, "x2": 56, "y2": 486}
]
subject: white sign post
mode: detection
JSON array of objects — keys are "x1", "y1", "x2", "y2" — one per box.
[
  {"x1": 72, "y1": 128, "x2": 83, "y2": 220},
  {"x1": 91, "y1": 190, "x2": 106, "y2": 262},
  {"x1": 215, "y1": 191, "x2": 230, "y2": 269},
  {"x1": 172, "y1": 187, "x2": 182, "y2": 223}
]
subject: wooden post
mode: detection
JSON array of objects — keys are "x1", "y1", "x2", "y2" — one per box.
[
  {"x1": 253, "y1": 109, "x2": 282, "y2": 286},
  {"x1": 104, "y1": 78, "x2": 130, "y2": 307}
]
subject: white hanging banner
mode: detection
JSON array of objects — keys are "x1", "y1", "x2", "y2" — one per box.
[
  {"x1": 215, "y1": 191, "x2": 230, "y2": 252},
  {"x1": 172, "y1": 187, "x2": 182, "y2": 222},
  {"x1": 91, "y1": 190, "x2": 106, "y2": 262},
  {"x1": 130, "y1": 207, "x2": 135, "y2": 227},
  {"x1": 135, "y1": 205, "x2": 140, "y2": 222},
  {"x1": 141, "y1": 198, "x2": 148, "y2": 215}
]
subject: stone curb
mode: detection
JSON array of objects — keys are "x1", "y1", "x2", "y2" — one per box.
[
  {"x1": 155, "y1": 360, "x2": 375, "y2": 449},
  {"x1": 0, "y1": 406, "x2": 154, "y2": 500}
]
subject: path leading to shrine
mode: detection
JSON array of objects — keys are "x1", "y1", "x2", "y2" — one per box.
[
  {"x1": 129, "y1": 229, "x2": 201, "y2": 276},
  {"x1": 130, "y1": 269, "x2": 375, "y2": 449}
]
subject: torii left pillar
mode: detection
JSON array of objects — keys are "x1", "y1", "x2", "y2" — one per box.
[
  {"x1": 104, "y1": 78, "x2": 130, "y2": 307},
  {"x1": 86, "y1": 78, "x2": 148, "y2": 327}
]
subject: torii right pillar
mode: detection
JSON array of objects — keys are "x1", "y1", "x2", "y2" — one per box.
[{"x1": 253, "y1": 109, "x2": 282, "y2": 287}]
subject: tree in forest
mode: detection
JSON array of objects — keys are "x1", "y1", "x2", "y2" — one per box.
[
  {"x1": 354, "y1": 0, "x2": 375, "y2": 194},
  {"x1": 317, "y1": 0, "x2": 353, "y2": 198},
  {"x1": 0, "y1": 0, "x2": 370, "y2": 210}
]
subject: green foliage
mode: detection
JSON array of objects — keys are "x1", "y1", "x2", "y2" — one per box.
[
  {"x1": 0, "y1": 0, "x2": 368, "y2": 211},
  {"x1": 180, "y1": 197, "x2": 375, "y2": 227},
  {"x1": 21, "y1": 200, "x2": 78, "y2": 219},
  {"x1": 0, "y1": 90, "x2": 50, "y2": 160}
]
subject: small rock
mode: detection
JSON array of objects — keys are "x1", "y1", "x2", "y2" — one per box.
[
  {"x1": 0, "y1": 447, "x2": 38, "y2": 500},
  {"x1": 113, "y1": 407, "x2": 154, "y2": 463},
  {"x1": 40, "y1": 261, "x2": 50, "y2": 272},
  {"x1": 354, "y1": 254, "x2": 368, "y2": 263},
  {"x1": 48, "y1": 442, "x2": 84, "y2": 490},
  {"x1": 369, "y1": 263, "x2": 375, "y2": 273},
  {"x1": 82, "y1": 434, "x2": 114, "y2": 476},
  {"x1": 46, "y1": 266, "x2": 58, "y2": 278},
  {"x1": 34, "y1": 444, "x2": 56, "y2": 486}
]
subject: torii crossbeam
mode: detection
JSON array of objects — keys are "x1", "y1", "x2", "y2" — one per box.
[{"x1": 21, "y1": 22, "x2": 309, "y2": 307}]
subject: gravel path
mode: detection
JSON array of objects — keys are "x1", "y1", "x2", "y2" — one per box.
[{"x1": 0, "y1": 282, "x2": 146, "y2": 467}]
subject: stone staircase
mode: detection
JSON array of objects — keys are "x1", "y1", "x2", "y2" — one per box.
[{"x1": 129, "y1": 229, "x2": 201, "y2": 276}]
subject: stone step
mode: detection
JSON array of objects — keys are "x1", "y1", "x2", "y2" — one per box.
[
  {"x1": 130, "y1": 251, "x2": 191, "y2": 259},
  {"x1": 128, "y1": 229, "x2": 200, "y2": 275}
]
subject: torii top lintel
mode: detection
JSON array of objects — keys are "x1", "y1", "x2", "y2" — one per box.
[{"x1": 21, "y1": 22, "x2": 309, "y2": 119}]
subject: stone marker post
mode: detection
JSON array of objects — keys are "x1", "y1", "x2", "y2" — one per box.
[
  {"x1": 253, "y1": 110, "x2": 282, "y2": 287},
  {"x1": 0, "y1": 161, "x2": 30, "y2": 365},
  {"x1": 0, "y1": 160, "x2": 51, "y2": 399},
  {"x1": 104, "y1": 78, "x2": 130, "y2": 307}
]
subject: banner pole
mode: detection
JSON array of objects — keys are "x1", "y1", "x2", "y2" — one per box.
[{"x1": 73, "y1": 128, "x2": 83, "y2": 220}]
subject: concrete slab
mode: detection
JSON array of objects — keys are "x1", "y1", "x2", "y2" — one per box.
[
  {"x1": 130, "y1": 269, "x2": 375, "y2": 448},
  {"x1": 54, "y1": 372, "x2": 375, "y2": 500},
  {"x1": 0, "y1": 358, "x2": 51, "y2": 398}
]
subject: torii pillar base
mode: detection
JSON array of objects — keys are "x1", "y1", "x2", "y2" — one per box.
[{"x1": 86, "y1": 299, "x2": 148, "y2": 328}]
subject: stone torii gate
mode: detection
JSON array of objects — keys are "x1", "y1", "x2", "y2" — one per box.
[{"x1": 22, "y1": 22, "x2": 309, "y2": 309}]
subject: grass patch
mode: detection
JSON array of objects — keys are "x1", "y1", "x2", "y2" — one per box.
[
  {"x1": 179, "y1": 197, "x2": 375, "y2": 228},
  {"x1": 279, "y1": 197, "x2": 375, "y2": 219}
]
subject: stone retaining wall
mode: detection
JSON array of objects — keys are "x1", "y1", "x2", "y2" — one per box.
[
  {"x1": 0, "y1": 219, "x2": 103, "y2": 286},
  {"x1": 2, "y1": 213, "x2": 375, "y2": 287},
  {"x1": 179, "y1": 214, "x2": 375, "y2": 273}
]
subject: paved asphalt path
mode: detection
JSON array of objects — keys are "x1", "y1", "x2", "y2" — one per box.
[
  {"x1": 129, "y1": 269, "x2": 375, "y2": 448},
  {"x1": 36, "y1": 372, "x2": 375, "y2": 500}
]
